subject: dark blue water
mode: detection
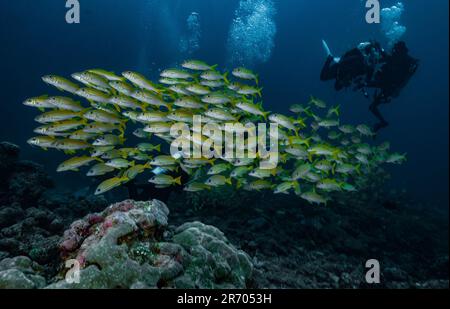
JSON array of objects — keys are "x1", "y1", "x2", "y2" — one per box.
[{"x1": 0, "y1": 0, "x2": 448, "y2": 207}]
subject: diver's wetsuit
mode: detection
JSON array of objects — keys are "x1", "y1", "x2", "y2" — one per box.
[{"x1": 320, "y1": 41, "x2": 418, "y2": 133}]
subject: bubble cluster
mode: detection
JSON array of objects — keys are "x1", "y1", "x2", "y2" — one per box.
[
  {"x1": 180, "y1": 12, "x2": 202, "y2": 55},
  {"x1": 226, "y1": 0, "x2": 277, "y2": 67},
  {"x1": 381, "y1": 2, "x2": 407, "y2": 47}
]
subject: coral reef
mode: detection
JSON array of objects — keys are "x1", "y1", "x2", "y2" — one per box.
[
  {"x1": 48, "y1": 200, "x2": 253, "y2": 289},
  {"x1": 0, "y1": 142, "x2": 107, "y2": 273}
]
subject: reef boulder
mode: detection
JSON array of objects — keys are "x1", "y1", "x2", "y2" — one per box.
[{"x1": 46, "y1": 199, "x2": 253, "y2": 289}]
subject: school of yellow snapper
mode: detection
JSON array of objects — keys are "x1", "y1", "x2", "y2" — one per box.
[{"x1": 24, "y1": 60, "x2": 407, "y2": 205}]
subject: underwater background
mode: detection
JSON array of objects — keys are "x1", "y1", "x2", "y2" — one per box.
[
  {"x1": 0, "y1": 0, "x2": 448, "y2": 289},
  {"x1": 0, "y1": 0, "x2": 448, "y2": 207}
]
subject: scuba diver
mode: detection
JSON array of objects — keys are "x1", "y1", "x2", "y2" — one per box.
[{"x1": 320, "y1": 40, "x2": 419, "y2": 132}]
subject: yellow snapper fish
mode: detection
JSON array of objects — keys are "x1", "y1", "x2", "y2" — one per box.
[
  {"x1": 57, "y1": 156, "x2": 101, "y2": 172},
  {"x1": 300, "y1": 190, "x2": 328, "y2": 205},
  {"x1": 109, "y1": 81, "x2": 135, "y2": 96},
  {"x1": 71, "y1": 71, "x2": 110, "y2": 91},
  {"x1": 246, "y1": 179, "x2": 273, "y2": 191},
  {"x1": 174, "y1": 97, "x2": 205, "y2": 109},
  {"x1": 230, "y1": 166, "x2": 252, "y2": 178},
  {"x1": 232, "y1": 67, "x2": 258, "y2": 84},
  {"x1": 148, "y1": 175, "x2": 182, "y2": 186},
  {"x1": 207, "y1": 163, "x2": 230, "y2": 175},
  {"x1": 205, "y1": 175, "x2": 232, "y2": 187},
  {"x1": 122, "y1": 71, "x2": 161, "y2": 93},
  {"x1": 309, "y1": 96, "x2": 327, "y2": 108},
  {"x1": 159, "y1": 78, "x2": 188, "y2": 86},
  {"x1": 150, "y1": 155, "x2": 178, "y2": 166},
  {"x1": 105, "y1": 158, "x2": 135, "y2": 169},
  {"x1": 27, "y1": 136, "x2": 56, "y2": 150},
  {"x1": 274, "y1": 181, "x2": 300, "y2": 195},
  {"x1": 52, "y1": 139, "x2": 91, "y2": 152},
  {"x1": 144, "y1": 122, "x2": 173, "y2": 134},
  {"x1": 160, "y1": 69, "x2": 194, "y2": 80},
  {"x1": 87, "y1": 163, "x2": 116, "y2": 177},
  {"x1": 185, "y1": 84, "x2": 211, "y2": 95},
  {"x1": 131, "y1": 90, "x2": 170, "y2": 110},
  {"x1": 76, "y1": 88, "x2": 111, "y2": 103},
  {"x1": 35, "y1": 119, "x2": 86, "y2": 133},
  {"x1": 123, "y1": 162, "x2": 152, "y2": 180},
  {"x1": 269, "y1": 114, "x2": 297, "y2": 132},
  {"x1": 88, "y1": 69, "x2": 125, "y2": 82},
  {"x1": 69, "y1": 130, "x2": 98, "y2": 141},
  {"x1": 204, "y1": 108, "x2": 237, "y2": 121},
  {"x1": 42, "y1": 75, "x2": 80, "y2": 94},
  {"x1": 316, "y1": 179, "x2": 342, "y2": 192},
  {"x1": 47, "y1": 96, "x2": 84, "y2": 112},
  {"x1": 83, "y1": 109, "x2": 124, "y2": 124},
  {"x1": 137, "y1": 143, "x2": 161, "y2": 153},
  {"x1": 83, "y1": 122, "x2": 123, "y2": 135},
  {"x1": 182, "y1": 60, "x2": 217, "y2": 71},
  {"x1": 168, "y1": 110, "x2": 194, "y2": 123},
  {"x1": 183, "y1": 182, "x2": 211, "y2": 192},
  {"x1": 200, "y1": 71, "x2": 229, "y2": 83},
  {"x1": 137, "y1": 111, "x2": 169, "y2": 123},
  {"x1": 23, "y1": 95, "x2": 54, "y2": 110},
  {"x1": 95, "y1": 176, "x2": 130, "y2": 195},
  {"x1": 93, "y1": 134, "x2": 125, "y2": 146},
  {"x1": 200, "y1": 80, "x2": 226, "y2": 88},
  {"x1": 169, "y1": 84, "x2": 192, "y2": 96},
  {"x1": 236, "y1": 85, "x2": 263, "y2": 97},
  {"x1": 235, "y1": 101, "x2": 270, "y2": 120},
  {"x1": 110, "y1": 95, "x2": 144, "y2": 110},
  {"x1": 356, "y1": 124, "x2": 375, "y2": 137},
  {"x1": 35, "y1": 110, "x2": 82, "y2": 124},
  {"x1": 201, "y1": 92, "x2": 232, "y2": 105},
  {"x1": 33, "y1": 125, "x2": 70, "y2": 137},
  {"x1": 339, "y1": 125, "x2": 356, "y2": 134}
]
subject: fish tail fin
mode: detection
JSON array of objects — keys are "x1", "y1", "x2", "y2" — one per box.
[
  {"x1": 262, "y1": 111, "x2": 271, "y2": 121},
  {"x1": 130, "y1": 161, "x2": 135, "y2": 167},
  {"x1": 293, "y1": 181, "x2": 301, "y2": 196},
  {"x1": 223, "y1": 72, "x2": 229, "y2": 84},
  {"x1": 236, "y1": 180, "x2": 243, "y2": 189},
  {"x1": 356, "y1": 164, "x2": 362, "y2": 175},
  {"x1": 208, "y1": 159, "x2": 215, "y2": 166},
  {"x1": 255, "y1": 75, "x2": 259, "y2": 85},
  {"x1": 144, "y1": 162, "x2": 152, "y2": 169},
  {"x1": 154, "y1": 144, "x2": 161, "y2": 152},
  {"x1": 334, "y1": 105, "x2": 341, "y2": 117},
  {"x1": 211, "y1": 64, "x2": 218, "y2": 70},
  {"x1": 226, "y1": 178, "x2": 232, "y2": 185},
  {"x1": 174, "y1": 176, "x2": 182, "y2": 186},
  {"x1": 257, "y1": 88, "x2": 263, "y2": 97}
]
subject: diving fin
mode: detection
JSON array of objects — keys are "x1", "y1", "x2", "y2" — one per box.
[
  {"x1": 322, "y1": 39, "x2": 332, "y2": 57},
  {"x1": 322, "y1": 39, "x2": 341, "y2": 63}
]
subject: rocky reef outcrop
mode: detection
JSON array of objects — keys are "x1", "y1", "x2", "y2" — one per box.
[
  {"x1": 0, "y1": 200, "x2": 253, "y2": 289},
  {"x1": 0, "y1": 142, "x2": 108, "y2": 270}
]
